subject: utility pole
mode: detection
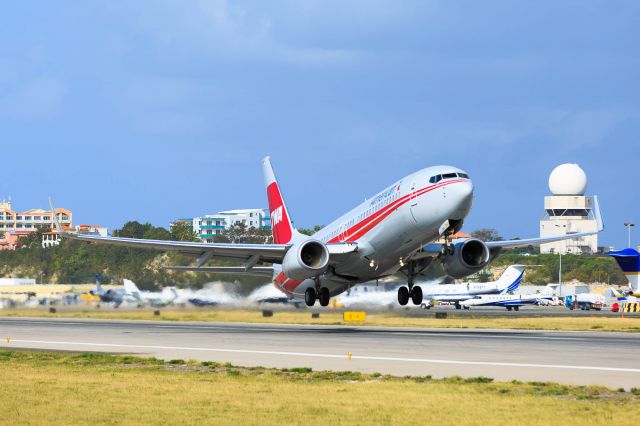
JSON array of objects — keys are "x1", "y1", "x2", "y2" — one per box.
[
  {"x1": 624, "y1": 223, "x2": 635, "y2": 248},
  {"x1": 555, "y1": 224, "x2": 567, "y2": 300}
]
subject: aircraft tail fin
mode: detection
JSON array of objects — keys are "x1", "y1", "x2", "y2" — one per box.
[
  {"x1": 123, "y1": 279, "x2": 141, "y2": 297},
  {"x1": 262, "y1": 156, "x2": 301, "y2": 244},
  {"x1": 610, "y1": 287, "x2": 626, "y2": 300},
  {"x1": 497, "y1": 265, "x2": 526, "y2": 294},
  {"x1": 608, "y1": 248, "x2": 640, "y2": 294}
]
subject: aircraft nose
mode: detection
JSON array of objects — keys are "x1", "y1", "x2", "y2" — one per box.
[
  {"x1": 450, "y1": 180, "x2": 474, "y2": 219},
  {"x1": 460, "y1": 180, "x2": 473, "y2": 202}
]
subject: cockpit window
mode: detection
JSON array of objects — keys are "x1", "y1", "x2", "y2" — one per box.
[
  {"x1": 429, "y1": 175, "x2": 442, "y2": 184},
  {"x1": 442, "y1": 173, "x2": 457, "y2": 179},
  {"x1": 457, "y1": 173, "x2": 469, "y2": 179}
]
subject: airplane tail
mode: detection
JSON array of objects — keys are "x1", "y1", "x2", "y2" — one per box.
[
  {"x1": 123, "y1": 279, "x2": 141, "y2": 297},
  {"x1": 610, "y1": 287, "x2": 627, "y2": 300},
  {"x1": 262, "y1": 156, "x2": 301, "y2": 244},
  {"x1": 497, "y1": 265, "x2": 526, "y2": 294},
  {"x1": 608, "y1": 248, "x2": 640, "y2": 294}
]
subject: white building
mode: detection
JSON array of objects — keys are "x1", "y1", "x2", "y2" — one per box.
[
  {"x1": 189, "y1": 209, "x2": 271, "y2": 243},
  {"x1": 539, "y1": 164, "x2": 599, "y2": 254},
  {"x1": 0, "y1": 278, "x2": 36, "y2": 286},
  {"x1": 42, "y1": 224, "x2": 108, "y2": 248}
]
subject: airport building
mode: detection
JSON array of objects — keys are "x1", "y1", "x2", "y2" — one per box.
[
  {"x1": 539, "y1": 164, "x2": 599, "y2": 254},
  {"x1": 180, "y1": 209, "x2": 271, "y2": 243}
]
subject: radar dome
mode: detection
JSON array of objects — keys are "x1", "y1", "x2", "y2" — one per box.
[{"x1": 548, "y1": 163, "x2": 587, "y2": 195}]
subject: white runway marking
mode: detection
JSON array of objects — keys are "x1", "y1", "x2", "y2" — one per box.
[
  {"x1": 6, "y1": 338, "x2": 640, "y2": 374},
  {"x1": 386, "y1": 331, "x2": 592, "y2": 341}
]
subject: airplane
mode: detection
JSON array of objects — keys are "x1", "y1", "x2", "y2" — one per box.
[
  {"x1": 50, "y1": 157, "x2": 603, "y2": 308},
  {"x1": 610, "y1": 287, "x2": 638, "y2": 303},
  {"x1": 608, "y1": 248, "x2": 640, "y2": 297},
  {"x1": 75, "y1": 274, "x2": 126, "y2": 307},
  {"x1": 420, "y1": 264, "x2": 526, "y2": 309},
  {"x1": 460, "y1": 290, "x2": 554, "y2": 311},
  {"x1": 188, "y1": 297, "x2": 219, "y2": 307},
  {"x1": 337, "y1": 264, "x2": 526, "y2": 309},
  {"x1": 123, "y1": 279, "x2": 179, "y2": 307}
]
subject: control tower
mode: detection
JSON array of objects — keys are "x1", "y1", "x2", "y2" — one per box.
[{"x1": 539, "y1": 163, "x2": 598, "y2": 254}]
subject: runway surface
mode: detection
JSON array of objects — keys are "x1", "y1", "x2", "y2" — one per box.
[{"x1": 1, "y1": 317, "x2": 638, "y2": 389}]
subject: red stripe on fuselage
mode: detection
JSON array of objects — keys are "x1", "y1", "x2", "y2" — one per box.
[
  {"x1": 327, "y1": 179, "x2": 465, "y2": 244},
  {"x1": 274, "y1": 271, "x2": 303, "y2": 293}
]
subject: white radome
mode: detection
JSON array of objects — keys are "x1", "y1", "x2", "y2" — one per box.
[{"x1": 548, "y1": 163, "x2": 587, "y2": 195}]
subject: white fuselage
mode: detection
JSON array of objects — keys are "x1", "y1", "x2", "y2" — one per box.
[
  {"x1": 273, "y1": 166, "x2": 474, "y2": 297},
  {"x1": 461, "y1": 294, "x2": 549, "y2": 308},
  {"x1": 421, "y1": 282, "x2": 506, "y2": 302}
]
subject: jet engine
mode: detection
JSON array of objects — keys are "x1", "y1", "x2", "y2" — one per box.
[
  {"x1": 441, "y1": 238, "x2": 490, "y2": 279},
  {"x1": 282, "y1": 239, "x2": 330, "y2": 280}
]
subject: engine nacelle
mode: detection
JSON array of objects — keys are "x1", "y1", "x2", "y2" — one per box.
[
  {"x1": 441, "y1": 238, "x2": 490, "y2": 279},
  {"x1": 282, "y1": 239, "x2": 330, "y2": 280}
]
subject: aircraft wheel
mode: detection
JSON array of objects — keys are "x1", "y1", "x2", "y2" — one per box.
[
  {"x1": 397, "y1": 287, "x2": 409, "y2": 306},
  {"x1": 455, "y1": 302, "x2": 462, "y2": 310},
  {"x1": 514, "y1": 306, "x2": 519, "y2": 311},
  {"x1": 506, "y1": 306, "x2": 512, "y2": 311},
  {"x1": 411, "y1": 286, "x2": 423, "y2": 305},
  {"x1": 304, "y1": 288, "x2": 317, "y2": 307},
  {"x1": 319, "y1": 287, "x2": 330, "y2": 307}
]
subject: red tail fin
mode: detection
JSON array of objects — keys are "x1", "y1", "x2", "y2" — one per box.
[{"x1": 263, "y1": 157, "x2": 295, "y2": 244}]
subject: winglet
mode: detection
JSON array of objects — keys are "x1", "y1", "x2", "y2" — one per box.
[{"x1": 592, "y1": 195, "x2": 604, "y2": 232}]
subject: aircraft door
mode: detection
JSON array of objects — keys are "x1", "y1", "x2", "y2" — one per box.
[{"x1": 409, "y1": 181, "x2": 419, "y2": 223}]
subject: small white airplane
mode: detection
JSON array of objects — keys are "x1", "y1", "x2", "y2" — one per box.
[
  {"x1": 460, "y1": 290, "x2": 554, "y2": 311},
  {"x1": 337, "y1": 265, "x2": 526, "y2": 309},
  {"x1": 610, "y1": 287, "x2": 638, "y2": 303},
  {"x1": 123, "y1": 279, "x2": 179, "y2": 307},
  {"x1": 420, "y1": 264, "x2": 526, "y2": 309},
  {"x1": 50, "y1": 157, "x2": 603, "y2": 308}
]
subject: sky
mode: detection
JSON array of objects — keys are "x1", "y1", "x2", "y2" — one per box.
[{"x1": 1, "y1": 1, "x2": 638, "y2": 248}]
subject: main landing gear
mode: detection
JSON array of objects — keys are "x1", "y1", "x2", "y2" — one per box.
[
  {"x1": 397, "y1": 261, "x2": 423, "y2": 306},
  {"x1": 305, "y1": 280, "x2": 331, "y2": 307}
]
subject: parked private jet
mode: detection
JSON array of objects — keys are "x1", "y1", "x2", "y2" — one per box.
[
  {"x1": 460, "y1": 291, "x2": 554, "y2": 311},
  {"x1": 51, "y1": 157, "x2": 603, "y2": 307},
  {"x1": 123, "y1": 279, "x2": 179, "y2": 307},
  {"x1": 420, "y1": 264, "x2": 527, "y2": 309}
]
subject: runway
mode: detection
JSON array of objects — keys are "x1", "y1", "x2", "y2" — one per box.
[{"x1": 1, "y1": 317, "x2": 638, "y2": 389}]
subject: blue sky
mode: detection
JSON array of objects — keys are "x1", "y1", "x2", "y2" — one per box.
[{"x1": 1, "y1": 1, "x2": 638, "y2": 247}]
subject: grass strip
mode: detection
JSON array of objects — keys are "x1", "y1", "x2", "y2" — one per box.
[
  {"x1": 0, "y1": 350, "x2": 638, "y2": 425},
  {"x1": 1, "y1": 308, "x2": 639, "y2": 332}
]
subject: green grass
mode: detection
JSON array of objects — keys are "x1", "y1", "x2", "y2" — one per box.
[
  {"x1": 0, "y1": 350, "x2": 637, "y2": 425},
  {"x1": 1, "y1": 308, "x2": 639, "y2": 332}
]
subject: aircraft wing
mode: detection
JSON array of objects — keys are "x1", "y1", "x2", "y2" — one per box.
[
  {"x1": 61, "y1": 231, "x2": 290, "y2": 263},
  {"x1": 484, "y1": 195, "x2": 603, "y2": 249},
  {"x1": 50, "y1": 199, "x2": 356, "y2": 267},
  {"x1": 161, "y1": 266, "x2": 275, "y2": 277}
]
